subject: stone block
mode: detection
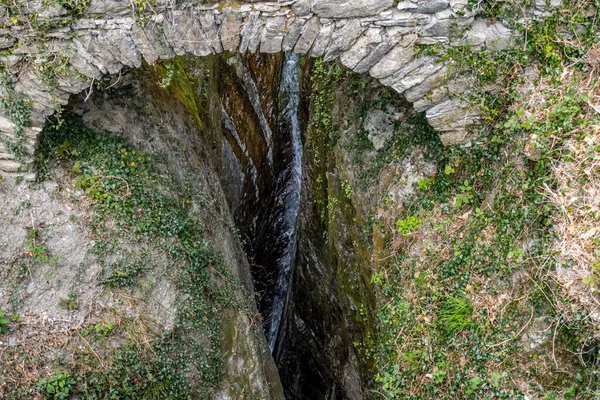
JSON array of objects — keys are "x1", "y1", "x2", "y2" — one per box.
[{"x1": 313, "y1": 0, "x2": 393, "y2": 18}]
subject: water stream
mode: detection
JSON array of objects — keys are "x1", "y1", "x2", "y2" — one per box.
[{"x1": 267, "y1": 53, "x2": 303, "y2": 352}]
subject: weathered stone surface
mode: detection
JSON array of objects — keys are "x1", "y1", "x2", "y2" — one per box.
[
  {"x1": 419, "y1": 1, "x2": 449, "y2": 13},
  {"x1": 0, "y1": 0, "x2": 532, "y2": 173},
  {"x1": 220, "y1": 12, "x2": 243, "y2": 52},
  {"x1": 239, "y1": 12, "x2": 264, "y2": 53},
  {"x1": 352, "y1": 27, "x2": 405, "y2": 73},
  {"x1": 412, "y1": 76, "x2": 473, "y2": 112},
  {"x1": 164, "y1": 13, "x2": 213, "y2": 57},
  {"x1": 291, "y1": 0, "x2": 314, "y2": 16},
  {"x1": 323, "y1": 19, "x2": 365, "y2": 62},
  {"x1": 199, "y1": 13, "x2": 223, "y2": 54},
  {"x1": 426, "y1": 98, "x2": 479, "y2": 139},
  {"x1": 313, "y1": 0, "x2": 394, "y2": 18},
  {"x1": 260, "y1": 16, "x2": 286, "y2": 53},
  {"x1": 391, "y1": 58, "x2": 444, "y2": 93},
  {"x1": 294, "y1": 16, "x2": 321, "y2": 54},
  {"x1": 365, "y1": 106, "x2": 404, "y2": 150},
  {"x1": 340, "y1": 28, "x2": 383, "y2": 70},
  {"x1": 485, "y1": 21, "x2": 514, "y2": 50},
  {"x1": 369, "y1": 44, "x2": 415, "y2": 79},
  {"x1": 375, "y1": 11, "x2": 432, "y2": 27},
  {"x1": 87, "y1": 0, "x2": 130, "y2": 16},
  {"x1": 309, "y1": 21, "x2": 334, "y2": 57},
  {"x1": 404, "y1": 65, "x2": 448, "y2": 102},
  {"x1": 281, "y1": 17, "x2": 305, "y2": 52}
]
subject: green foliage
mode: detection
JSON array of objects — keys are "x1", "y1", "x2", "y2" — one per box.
[
  {"x1": 0, "y1": 70, "x2": 32, "y2": 163},
  {"x1": 454, "y1": 180, "x2": 473, "y2": 208},
  {"x1": 438, "y1": 295, "x2": 478, "y2": 334},
  {"x1": 51, "y1": 0, "x2": 90, "y2": 18},
  {"x1": 159, "y1": 61, "x2": 178, "y2": 89},
  {"x1": 37, "y1": 371, "x2": 75, "y2": 400},
  {"x1": 396, "y1": 215, "x2": 421, "y2": 236},
  {"x1": 58, "y1": 291, "x2": 79, "y2": 311},
  {"x1": 101, "y1": 260, "x2": 146, "y2": 288},
  {"x1": 465, "y1": 376, "x2": 482, "y2": 395},
  {"x1": 82, "y1": 321, "x2": 115, "y2": 337},
  {"x1": 0, "y1": 310, "x2": 9, "y2": 334},
  {"x1": 24, "y1": 229, "x2": 59, "y2": 265},
  {"x1": 81, "y1": 322, "x2": 115, "y2": 336},
  {"x1": 417, "y1": 177, "x2": 435, "y2": 191}
]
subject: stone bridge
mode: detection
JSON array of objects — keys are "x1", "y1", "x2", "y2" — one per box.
[{"x1": 0, "y1": 0, "x2": 555, "y2": 174}]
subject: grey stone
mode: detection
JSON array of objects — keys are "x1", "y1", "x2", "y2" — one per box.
[
  {"x1": 309, "y1": 22, "x2": 334, "y2": 57},
  {"x1": 340, "y1": 28, "x2": 382, "y2": 70},
  {"x1": 0, "y1": 36, "x2": 15, "y2": 49},
  {"x1": 485, "y1": 21, "x2": 514, "y2": 50},
  {"x1": 426, "y1": 98, "x2": 478, "y2": 135},
  {"x1": 364, "y1": 106, "x2": 403, "y2": 150},
  {"x1": 375, "y1": 11, "x2": 432, "y2": 27},
  {"x1": 313, "y1": 0, "x2": 394, "y2": 18},
  {"x1": 87, "y1": 0, "x2": 130, "y2": 16},
  {"x1": 418, "y1": 1, "x2": 449, "y2": 14},
  {"x1": 281, "y1": 17, "x2": 305, "y2": 52},
  {"x1": 294, "y1": 16, "x2": 320, "y2": 54},
  {"x1": 199, "y1": 13, "x2": 223, "y2": 54},
  {"x1": 292, "y1": 0, "x2": 314, "y2": 16},
  {"x1": 163, "y1": 13, "x2": 213, "y2": 57},
  {"x1": 463, "y1": 18, "x2": 487, "y2": 47},
  {"x1": 260, "y1": 17, "x2": 286, "y2": 53},
  {"x1": 369, "y1": 44, "x2": 415, "y2": 79},
  {"x1": 391, "y1": 58, "x2": 444, "y2": 93},
  {"x1": 397, "y1": 2, "x2": 419, "y2": 11},
  {"x1": 220, "y1": 12, "x2": 243, "y2": 52},
  {"x1": 352, "y1": 27, "x2": 404, "y2": 73},
  {"x1": 323, "y1": 19, "x2": 365, "y2": 62},
  {"x1": 239, "y1": 12, "x2": 264, "y2": 53},
  {"x1": 404, "y1": 66, "x2": 448, "y2": 102}
]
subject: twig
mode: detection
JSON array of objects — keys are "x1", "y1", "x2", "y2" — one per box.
[
  {"x1": 552, "y1": 317, "x2": 560, "y2": 370},
  {"x1": 76, "y1": 331, "x2": 105, "y2": 368},
  {"x1": 84, "y1": 77, "x2": 95, "y2": 102}
]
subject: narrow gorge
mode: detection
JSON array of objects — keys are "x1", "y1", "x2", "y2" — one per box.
[{"x1": 2, "y1": 1, "x2": 600, "y2": 399}]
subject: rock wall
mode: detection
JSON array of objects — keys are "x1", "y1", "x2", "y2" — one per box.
[
  {"x1": 0, "y1": 0, "x2": 560, "y2": 174},
  {"x1": 0, "y1": 62, "x2": 285, "y2": 399}
]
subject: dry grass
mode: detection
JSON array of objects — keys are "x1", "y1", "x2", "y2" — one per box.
[{"x1": 517, "y1": 64, "x2": 600, "y2": 334}]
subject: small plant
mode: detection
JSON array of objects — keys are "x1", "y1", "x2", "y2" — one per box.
[
  {"x1": 102, "y1": 261, "x2": 146, "y2": 288},
  {"x1": 432, "y1": 368, "x2": 447, "y2": 384},
  {"x1": 454, "y1": 180, "x2": 474, "y2": 208},
  {"x1": 342, "y1": 180, "x2": 353, "y2": 200},
  {"x1": 25, "y1": 229, "x2": 59, "y2": 264},
  {"x1": 37, "y1": 371, "x2": 75, "y2": 399},
  {"x1": 159, "y1": 61, "x2": 177, "y2": 89},
  {"x1": 0, "y1": 310, "x2": 9, "y2": 334},
  {"x1": 438, "y1": 295, "x2": 478, "y2": 334},
  {"x1": 83, "y1": 321, "x2": 115, "y2": 337},
  {"x1": 58, "y1": 291, "x2": 79, "y2": 311},
  {"x1": 465, "y1": 376, "x2": 482, "y2": 395},
  {"x1": 396, "y1": 215, "x2": 421, "y2": 236},
  {"x1": 417, "y1": 177, "x2": 434, "y2": 191}
]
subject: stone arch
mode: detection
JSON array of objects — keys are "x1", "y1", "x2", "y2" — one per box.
[{"x1": 0, "y1": 0, "x2": 524, "y2": 173}]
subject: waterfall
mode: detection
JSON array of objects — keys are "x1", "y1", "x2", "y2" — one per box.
[{"x1": 267, "y1": 52, "x2": 303, "y2": 352}]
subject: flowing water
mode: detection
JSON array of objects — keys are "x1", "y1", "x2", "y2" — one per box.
[{"x1": 267, "y1": 53, "x2": 303, "y2": 351}]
